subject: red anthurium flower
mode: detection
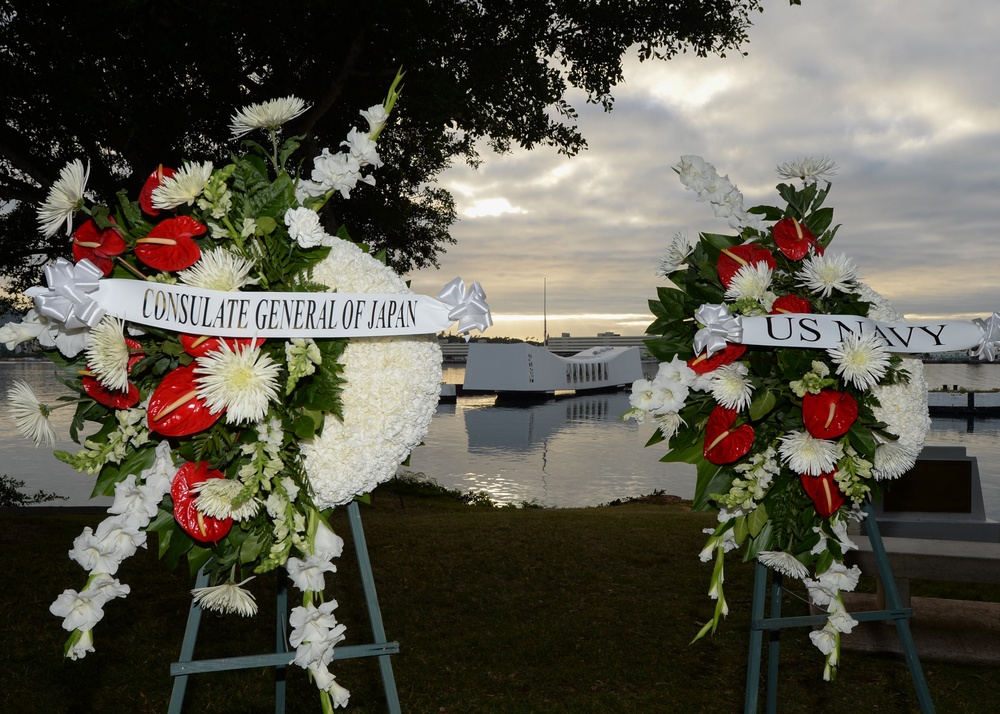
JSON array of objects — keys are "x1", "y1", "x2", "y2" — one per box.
[
  {"x1": 770, "y1": 294, "x2": 812, "y2": 315},
  {"x1": 72, "y1": 218, "x2": 126, "y2": 276},
  {"x1": 171, "y1": 462, "x2": 233, "y2": 543},
  {"x1": 704, "y1": 406, "x2": 755, "y2": 464},
  {"x1": 717, "y1": 245, "x2": 777, "y2": 288},
  {"x1": 138, "y1": 165, "x2": 177, "y2": 216},
  {"x1": 135, "y1": 216, "x2": 205, "y2": 271},
  {"x1": 147, "y1": 363, "x2": 223, "y2": 437},
  {"x1": 124, "y1": 337, "x2": 145, "y2": 371},
  {"x1": 800, "y1": 471, "x2": 845, "y2": 518},
  {"x1": 180, "y1": 334, "x2": 265, "y2": 358},
  {"x1": 688, "y1": 343, "x2": 747, "y2": 374},
  {"x1": 773, "y1": 217, "x2": 824, "y2": 260},
  {"x1": 803, "y1": 389, "x2": 858, "y2": 440},
  {"x1": 82, "y1": 375, "x2": 140, "y2": 409}
]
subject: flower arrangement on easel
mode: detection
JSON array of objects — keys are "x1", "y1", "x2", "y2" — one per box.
[
  {"x1": 627, "y1": 156, "x2": 935, "y2": 679},
  {"x1": 5, "y1": 73, "x2": 489, "y2": 710}
]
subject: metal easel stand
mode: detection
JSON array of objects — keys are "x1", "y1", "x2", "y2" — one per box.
[
  {"x1": 167, "y1": 500, "x2": 401, "y2": 714},
  {"x1": 743, "y1": 501, "x2": 935, "y2": 714}
]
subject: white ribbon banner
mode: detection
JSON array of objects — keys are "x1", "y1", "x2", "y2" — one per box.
[
  {"x1": 694, "y1": 303, "x2": 999, "y2": 360},
  {"x1": 27, "y1": 258, "x2": 492, "y2": 339}
]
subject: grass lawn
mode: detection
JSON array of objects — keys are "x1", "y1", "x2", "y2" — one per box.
[{"x1": 2, "y1": 480, "x2": 998, "y2": 713}]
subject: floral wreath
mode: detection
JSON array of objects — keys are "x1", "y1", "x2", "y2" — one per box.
[
  {"x1": 3, "y1": 74, "x2": 483, "y2": 710},
  {"x1": 627, "y1": 156, "x2": 933, "y2": 680}
]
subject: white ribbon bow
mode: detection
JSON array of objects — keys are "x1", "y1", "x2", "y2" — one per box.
[
  {"x1": 970, "y1": 312, "x2": 1000, "y2": 362},
  {"x1": 438, "y1": 277, "x2": 492, "y2": 338},
  {"x1": 25, "y1": 257, "x2": 106, "y2": 330},
  {"x1": 692, "y1": 303, "x2": 743, "y2": 357}
]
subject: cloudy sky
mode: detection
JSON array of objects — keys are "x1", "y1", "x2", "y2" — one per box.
[{"x1": 407, "y1": 0, "x2": 1000, "y2": 341}]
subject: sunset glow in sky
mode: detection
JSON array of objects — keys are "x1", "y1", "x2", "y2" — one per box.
[{"x1": 407, "y1": 1, "x2": 1000, "y2": 340}]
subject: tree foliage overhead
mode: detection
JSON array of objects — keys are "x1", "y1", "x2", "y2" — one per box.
[{"x1": 0, "y1": 0, "x2": 793, "y2": 296}]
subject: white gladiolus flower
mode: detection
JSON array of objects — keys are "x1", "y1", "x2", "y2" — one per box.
[
  {"x1": 67, "y1": 629, "x2": 95, "y2": 661},
  {"x1": 342, "y1": 127, "x2": 382, "y2": 168},
  {"x1": 360, "y1": 104, "x2": 389, "y2": 136},
  {"x1": 809, "y1": 623, "x2": 838, "y2": 656},
  {"x1": 286, "y1": 554, "x2": 338, "y2": 592},
  {"x1": 0, "y1": 314, "x2": 46, "y2": 350},
  {"x1": 311, "y1": 148, "x2": 372, "y2": 199},
  {"x1": 230, "y1": 96, "x2": 309, "y2": 138},
  {"x1": 37, "y1": 159, "x2": 90, "y2": 237},
  {"x1": 50, "y1": 589, "x2": 105, "y2": 632}
]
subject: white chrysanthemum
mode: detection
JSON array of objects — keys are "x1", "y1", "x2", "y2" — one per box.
[
  {"x1": 191, "y1": 578, "x2": 257, "y2": 617},
  {"x1": 725, "y1": 262, "x2": 773, "y2": 303},
  {"x1": 300, "y1": 238, "x2": 442, "y2": 508},
  {"x1": 656, "y1": 230, "x2": 694, "y2": 276},
  {"x1": 179, "y1": 248, "x2": 256, "y2": 291},
  {"x1": 193, "y1": 478, "x2": 260, "y2": 521},
  {"x1": 778, "y1": 430, "x2": 842, "y2": 476},
  {"x1": 151, "y1": 161, "x2": 214, "y2": 209},
  {"x1": 195, "y1": 342, "x2": 281, "y2": 425},
  {"x1": 655, "y1": 411, "x2": 685, "y2": 444},
  {"x1": 827, "y1": 330, "x2": 890, "y2": 391},
  {"x1": 85, "y1": 317, "x2": 132, "y2": 391},
  {"x1": 797, "y1": 253, "x2": 860, "y2": 298},
  {"x1": 710, "y1": 362, "x2": 754, "y2": 411},
  {"x1": 37, "y1": 159, "x2": 89, "y2": 237},
  {"x1": 230, "y1": 96, "x2": 309, "y2": 138},
  {"x1": 776, "y1": 156, "x2": 838, "y2": 185},
  {"x1": 7, "y1": 379, "x2": 57, "y2": 446},
  {"x1": 757, "y1": 550, "x2": 810, "y2": 580},
  {"x1": 852, "y1": 283, "x2": 930, "y2": 477}
]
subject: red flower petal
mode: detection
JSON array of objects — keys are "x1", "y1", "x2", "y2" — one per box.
[
  {"x1": 82, "y1": 375, "x2": 140, "y2": 409},
  {"x1": 770, "y1": 294, "x2": 812, "y2": 315},
  {"x1": 803, "y1": 389, "x2": 858, "y2": 440},
  {"x1": 717, "y1": 245, "x2": 776, "y2": 288},
  {"x1": 704, "y1": 406, "x2": 755, "y2": 465},
  {"x1": 138, "y1": 165, "x2": 177, "y2": 216},
  {"x1": 171, "y1": 462, "x2": 233, "y2": 543},
  {"x1": 125, "y1": 337, "x2": 145, "y2": 372},
  {"x1": 180, "y1": 334, "x2": 265, "y2": 358},
  {"x1": 72, "y1": 218, "x2": 126, "y2": 276},
  {"x1": 773, "y1": 217, "x2": 823, "y2": 261},
  {"x1": 135, "y1": 216, "x2": 205, "y2": 272},
  {"x1": 800, "y1": 472, "x2": 845, "y2": 518},
  {"x1": 688, "y1": 343, "x2": 747, "y2": 374},
  {"x1": 147, "y1": 363, "x2": 223, "y2": 437}
]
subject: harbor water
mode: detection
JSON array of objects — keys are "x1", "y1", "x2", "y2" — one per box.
[{"x1": 2, "y1": 360, "x2": 999, "y2": 518}]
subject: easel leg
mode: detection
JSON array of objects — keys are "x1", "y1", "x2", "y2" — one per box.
[
  {"x1": 862, "y1": 503, "x2": 935, "y2": 713},
  {"x1": 275, "y1": 568, "x2": 289, "y2": 714},
  {"x1": 765, "y1": 571, "x2": 783, "y2": 714},
  {"x1": 168, "y1": 566, "x2": 209, "y2": 714},
  {"x1": 744, "y1": 560, "x2": 769, "y2": 714},
  {"x1": 347, "y1": 501, "x2": 401, "y2": 714}
]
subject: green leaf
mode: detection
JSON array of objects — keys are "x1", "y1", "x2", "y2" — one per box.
[
  {"x1": 847, "y1": 421, "x2": 878, "y2": 457},
  {"x1": 187, "y1": 545, "x2": 213, "y2": 577},
  {"x1": 693, "y1": 460, "x2": 732, "y2": 511},
  {"x1": 654, "y1": 286, "x2": 689, "y2": 320},
  {"x1": 748, "y1": 389, "x2": 777, "y2": 422},
  {"x1": 804, "y1": 206, "x2": 834, "y2": 236},
  {"x1": 743, "y1": 521, "x2": 774, "y2": 561},
  {"x1": 91, "y1": 445, "x2": 158, "y2": 498},
  {"x1": 747, "y1": 504, "x2": 769, "y2": 538},
  {"x1": 733, "y1": 515, "x2": 749, "y2": 545}
]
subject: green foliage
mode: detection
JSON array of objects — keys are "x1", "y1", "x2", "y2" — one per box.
[
  {"x1": 0, "y1": 475, "x2": 67, "y2": 507},
  {"x1": 0, "y1": 1, "x2": 789, "y2": 292}
]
